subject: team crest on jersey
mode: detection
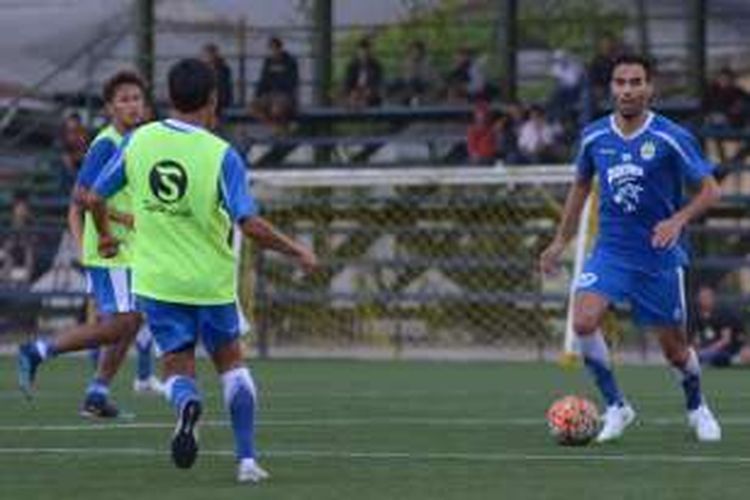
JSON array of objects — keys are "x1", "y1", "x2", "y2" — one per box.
[
  {"x1": 640, "y1": 141, "x2": 656, "y2": 161},
  {"x1": 607, "y1": 163, "x2": 644, "y2": 213},
  {"x1": 577, "y1": 272, "x2": 598, "y2": 288}
]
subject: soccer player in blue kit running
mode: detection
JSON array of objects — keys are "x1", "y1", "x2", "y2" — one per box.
[{"x1": 540, "y1": 54, "x2": 722, "y2": 442}]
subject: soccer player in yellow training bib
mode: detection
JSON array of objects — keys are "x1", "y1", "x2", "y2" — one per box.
[{"x1": 89, "y1": 58, "x2": 318, "y2": 482}]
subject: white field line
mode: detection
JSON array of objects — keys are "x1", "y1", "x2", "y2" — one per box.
[
  {"x1": 0, "y1": 447, "x2": 748, "y2": 465},
  {"x1": 1, "y1": 415, "x2": 750, "y2": 432}
]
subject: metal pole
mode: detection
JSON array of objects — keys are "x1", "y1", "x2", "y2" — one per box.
[
  {"x1": 688, "y1": 0, "x2": 707, "y2": 98},
  {"x1": 237, "y1": 17, "x2": 248, "y2": 106},
  {"x1": 635, "y1": 0, "x2": 651, "y2": 56},
  {"x1": 135, "y1": 0, "x2": 155, "y2": 97},
  {"x1": 495, "y1": 0, "x2": 518, "y2": 102},
  {"x1": 312, "y1": 0, "x2": 332, "y2": 106}
]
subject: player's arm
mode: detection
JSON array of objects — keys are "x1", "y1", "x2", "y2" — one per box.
[
  {"x1": 67, "y1": 186, "x2": 85, "y2": 252},
  {"x1": 652, "y1": 131, "x2": 721, "y2": 249},
  {"x1": 89, "y1": 144, "x2": 129, "y2": 258},
  {"x1": 652, "y1": 176, "x2": 720, "y2": 248},
  {"x1": 221, "y1": 147, "x2": 318, "y2": 274},
  {"x1": 540, "y1": 134, "x2": 595, "y2": 275},
  {"x1": 240, "y1": 217, "x2": 317, "y2": 273}
]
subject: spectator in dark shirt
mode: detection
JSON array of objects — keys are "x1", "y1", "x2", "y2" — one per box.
[
  {"x1": 703, "y1": 67, "x2": 748, "y2": 129},
  {"x1": 344, "y1": 38, "x2": 383, "y2": 107},
  {"x1": 466, "y1": 101, "x2": 497, "y2": 164},
  {"x1": 445, "y1": 47, "x2": 474, "y2": 102},
  {"x1": 56, "y1": 112, "x2": 89, "y2": 197},
  {"x1": 251, "y1": 36, "x2": 298, "y2": 132},
  {"x1": 0, "y1": 191, "x2": 35, "y2": 286},
  {"x1": 692, "y1": 284, "x2": 746, "y2": 367},
  {"x1": 202, "y1": 43, "x2": 234, "y2": 115},
  {"x1": 389, "y1": 40, "x2": 436, "y2": 106},
  {"x1": 588, "y1": 35, "x2": 621, "y2": 107}
]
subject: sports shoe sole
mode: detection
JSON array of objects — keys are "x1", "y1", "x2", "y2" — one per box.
[{"x1": 171, "y1": 400, "x2": 202, "y2": 469}]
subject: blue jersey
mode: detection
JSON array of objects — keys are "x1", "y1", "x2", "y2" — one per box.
[{"x1": 575, "y1": 111, "x2": 714, "y2": 270}]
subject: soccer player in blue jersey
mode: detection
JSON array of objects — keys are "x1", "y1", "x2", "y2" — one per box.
[
  {"x1": 89, "y1": 58, "x2": 317, "y2": 482},
  {"x1": 540, "y1": 54, "x2": 722, "y2": 442},
  {"x1": 17, "y1": 71, "x2": 161, "y2": 416}
]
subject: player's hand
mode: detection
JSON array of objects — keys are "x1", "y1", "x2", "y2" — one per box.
[
  {"x1": 651, "y1": 216, "x2": 685, "y2": 249},
  {"x1": 98, "y1": 234, "x2": 120, "y2": 259},
  {"x1": 539, "y1": 239, "x2": 566, "y2": 276},
  {"x1": 295, "y1": 247, "x2": 320, "y2": 275},
  {"x1": 108, "y1": 209, "x2": 134, "y2": 229}
]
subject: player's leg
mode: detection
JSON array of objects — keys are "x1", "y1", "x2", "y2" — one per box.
[
  {"x1": 573, "y1": 254, "x2": 635, "y2": 442},
  {"x1": 201, "y1": 304, "x2": 268, "y2": 483},
  {"x1": 654, "y1": 326, "x2": 721, "y2": 441},
  {"x1": 138, "y1": 296, "x2": 203, "y2": 468},
  {"x1": 16, "y1": 266, "x2": 141, "y2": 398},
  {"x1": 133, "y1": 323, "x2": 163, "y2": 394},
  {"x1": 573, "y1": 292, "x2": 635, "y2": 442},
  {"x1": 78, "y1": 268, "x2": 141, "y2": 418},
  {"x1": 633, "y1": 266, "x2": 721, "y2": 442}
]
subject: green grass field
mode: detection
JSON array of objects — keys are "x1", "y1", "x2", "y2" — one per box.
[{"x1": 0, "y1": 356, "x2": 748, "y2": 500}]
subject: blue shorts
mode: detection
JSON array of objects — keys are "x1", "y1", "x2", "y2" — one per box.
[
  {"x1": 575, "y1": 251, "x2": 686, "y2": 327},
  {"x1": 136, "y1": 296, "x2": 240, "y2": 355},
  {"x1": 85, "y1": 266, "x2": 134, "y2": 315}
]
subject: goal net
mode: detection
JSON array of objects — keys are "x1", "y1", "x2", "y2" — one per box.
[{"x1": 242, "y1": 165, "x2": 585, "y2": 357}]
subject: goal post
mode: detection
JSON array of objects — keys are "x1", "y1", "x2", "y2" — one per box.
[{"x1": 243, "y1": 164, "x2": 583, "y2": 357}]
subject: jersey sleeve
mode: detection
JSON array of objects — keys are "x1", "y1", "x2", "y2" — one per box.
[
  {"x1": 75, "y1": 138, "x2": 117, "y2": 189},
  {"x1": 91, "y1": 135, "x2": 131, "y2": 198},
  {"x1": 219, "y1": 147, "x2": 260, "y2": 223},
  {"x1": 574, "y1": 132, "x2": 596, "y2": 180},
  {"x1": 669, "y1": 129, "x2": 715, "y2": 183}
]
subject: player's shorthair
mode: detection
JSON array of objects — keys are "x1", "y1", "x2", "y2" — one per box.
[
  {"x1": 611, "y1": 53, "x2": 654, "y2": 81},
  {"x1": 168, "y1": 58, "x2": 217, "y2": 113},
  {"x1": 103, "y1": 70, "x2": 147, "y2": 103}
]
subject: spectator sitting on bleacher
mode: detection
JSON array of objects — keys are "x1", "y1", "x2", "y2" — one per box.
[
  {"x1": 494, "y1": 103, "x2": 524, "y2": 164},
  {"x1": 389, "y1": 40, "x2": 436, "y2": 106},
  {"x1": 587, "y1": 34, "x2": 622, "y2": 109},
  {"x1": 547, "y1": 49, "x2": 584, "y2": 122},
  {"x1": 692, "y1": 284, "x2": 747, "y2": 367},
  {"x1": 517, "y1": 105, "x2": 563, "y2": 164},
  {"x1": 202, "y1": 43, "x2": 234, "y2": 115},
  {"x1": 445, "y1": 47, "x2": 487, "y2": 103},
  {"x1": 251, "y1": 36, "x2": 298, "y2": 133},
  {"x1": 344, "y1": 38, "x2": 383, "y2": 107},
  {"x1": 0, "y1": 191, "x2": 35, "y2": 286},
  {"x1": 56, "y1": 112, "x2": 89, "y2": 196},
  {"x1": 466, "y1": 101, "x2": 497, "y2": 164},
  {"x1": 703, "y1": 67, "x2": 748, "y2": 130}
]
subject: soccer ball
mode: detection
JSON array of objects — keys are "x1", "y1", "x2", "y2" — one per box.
[{"x1": 546, "y1": 395, "x2": 600, "y2": 446}]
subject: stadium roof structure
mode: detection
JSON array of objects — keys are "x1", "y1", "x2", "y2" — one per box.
[{"x1": 1, "y1": 0, "x2": 749, "y2": 101}]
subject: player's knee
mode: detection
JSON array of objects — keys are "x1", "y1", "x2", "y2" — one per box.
[
  {"x1": 573, "y1": 318, "x2": 598, "y2": 337},
  {"x1": 664, "y1": 346, "x2": 689, "y2": 366},
  {"x1": 116, "y1": 313, "x2": 141, "y2": 339}
]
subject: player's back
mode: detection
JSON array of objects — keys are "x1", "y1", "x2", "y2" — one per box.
[
  {"x1": 576, "y1": 112, "x2": 714, "y2": 270},
  {"x1": 124, "y1": 119, "x2": 236, "y2": 305}
]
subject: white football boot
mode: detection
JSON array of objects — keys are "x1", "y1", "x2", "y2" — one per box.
[
  {"x1": 237, "y1": 458, "x2": 270, "y2": 484},
  {"x1": 133, "y1": 376, "x2": 164, "y2": 395},
  {"x1": 688, "y1": 404, "x2": 722, "y2": 442},
  {"x1": 596, "y1": 403, "x2": 636, "y2": 443}
]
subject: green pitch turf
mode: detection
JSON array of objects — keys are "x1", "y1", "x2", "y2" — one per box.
[{"x1": 0, "y1": 356, "x2": 748, "y2": 500}]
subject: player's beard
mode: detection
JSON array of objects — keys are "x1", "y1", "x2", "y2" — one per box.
[{"x1": 617, "y1": 100, "x2": 646, "y2": 120}]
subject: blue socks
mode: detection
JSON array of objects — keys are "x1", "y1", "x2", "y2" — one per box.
[
  {"x1": 86, "y1": 377, "x2": 110, "y2": 398},
  {"x1": 221, "y1": 367, "x2": 257, "y2": 460},
  {"x1": 578, "y1": 332, "x2": 624, "y2": 407},
  {"x1": 672, "y1": 348, "x2": 703, "y2": 411},
  {"x1": 165, "y1": 375, "x2": 201, "y2": 413},
  {"x1": 34, "y1": 339, "x2": 57, "y2": 360},
  {"x1": 135, "y1": 326, "x2": 154, "y2": 381}
]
